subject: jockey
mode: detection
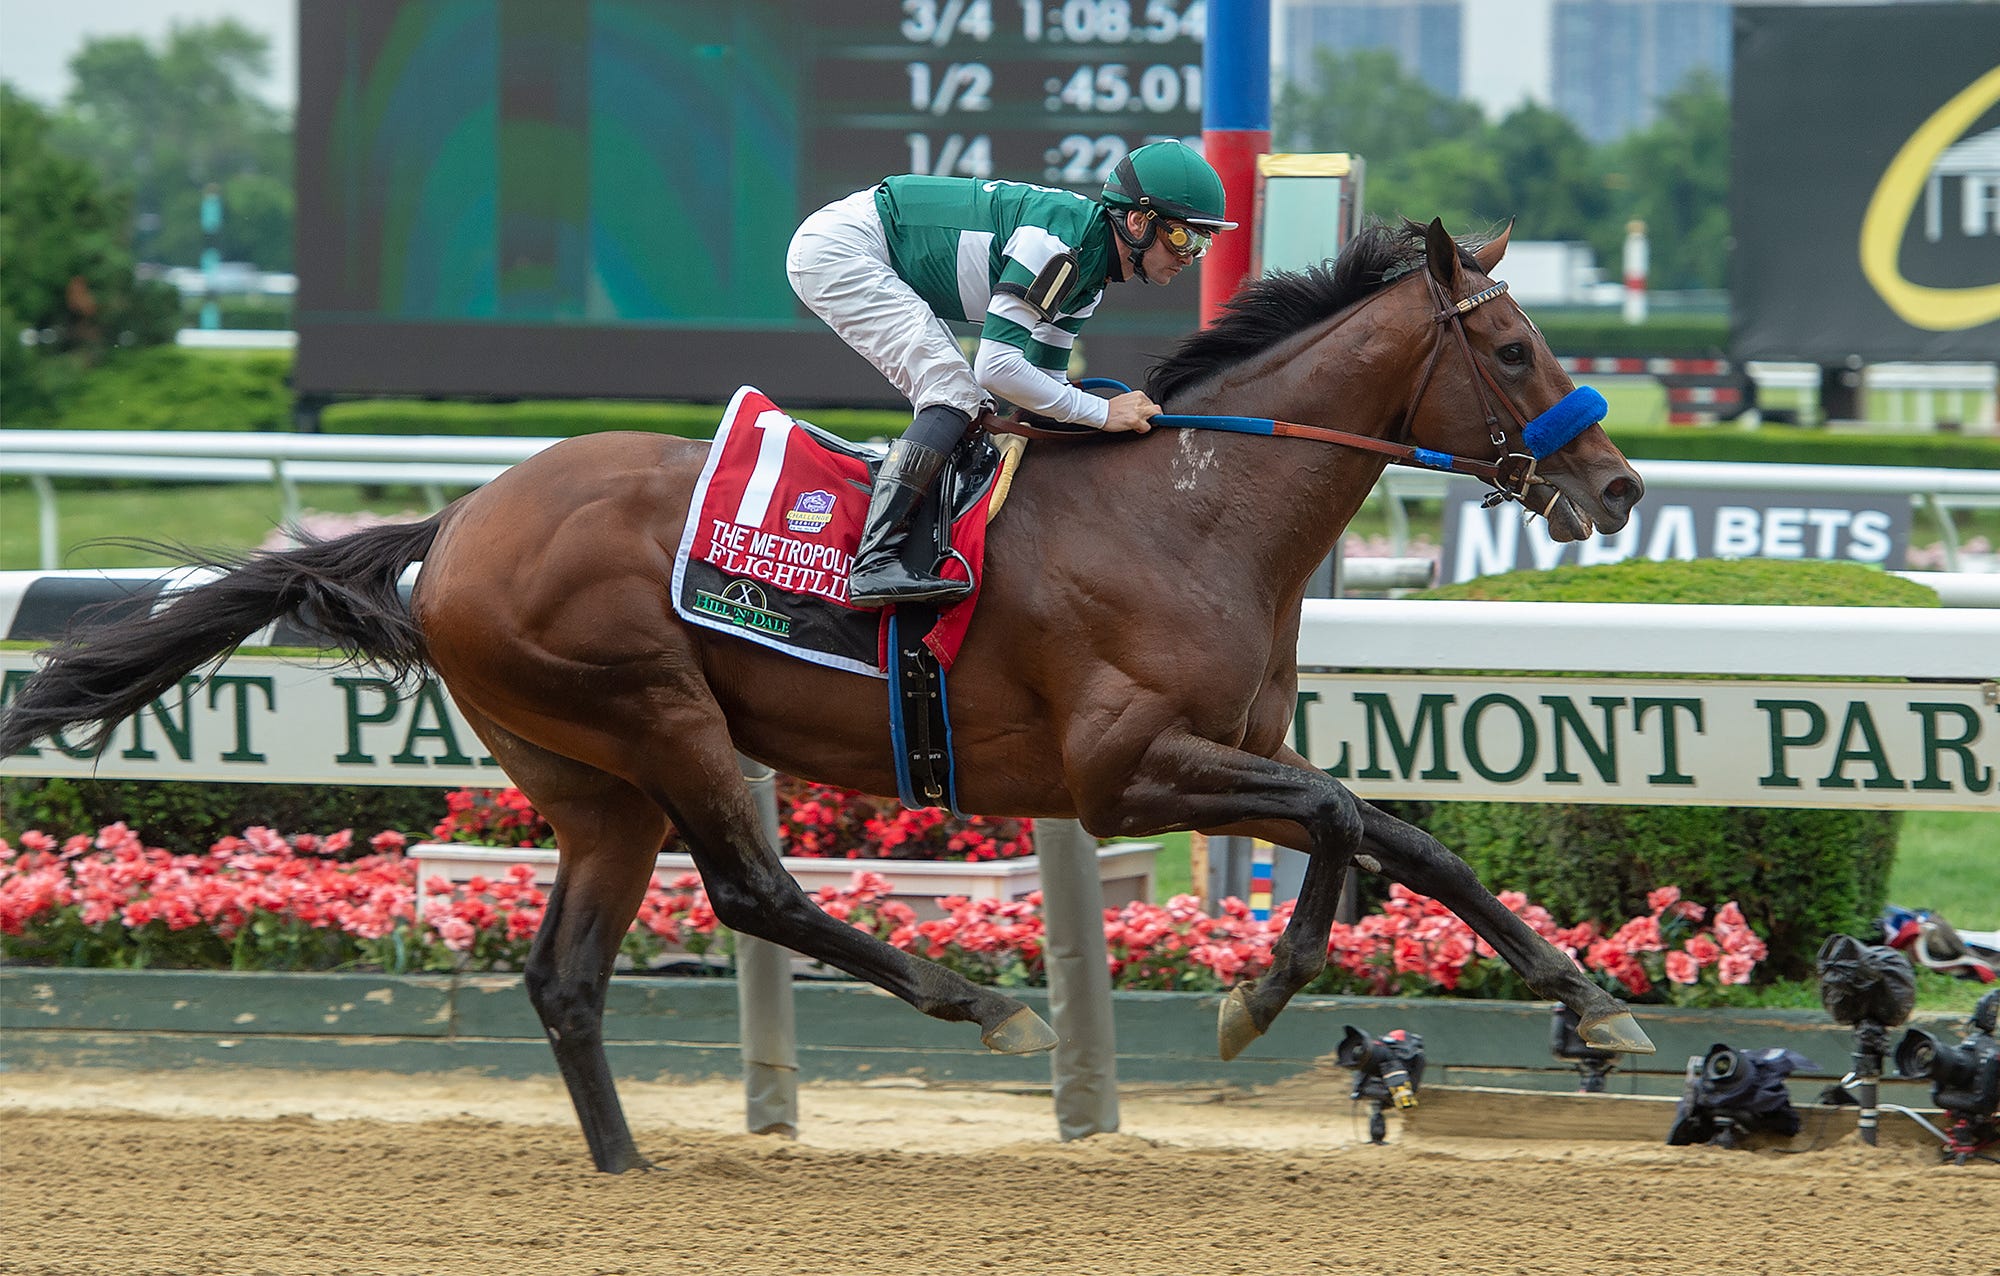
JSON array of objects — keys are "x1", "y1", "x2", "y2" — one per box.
[{"x1": 786, "y1": 139, "x2": 1235, "y2": 609}]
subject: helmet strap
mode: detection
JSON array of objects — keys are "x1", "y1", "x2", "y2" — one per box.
[{"x1": 1107, "y1": 208, "x2": 1160, "y2": 285}]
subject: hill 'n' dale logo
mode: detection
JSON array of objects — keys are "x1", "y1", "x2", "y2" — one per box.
[
  {"x1": 1859, "y1": 65, "x2": 2000, "y2": 331},
  {"x1": 691, "y1": 579, "x2": 791, "y2": 637}
]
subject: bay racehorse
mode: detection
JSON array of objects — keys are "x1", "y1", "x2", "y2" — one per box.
[{"x1": 2, "y1": 219, "x2": 1650, "y2": 1172}]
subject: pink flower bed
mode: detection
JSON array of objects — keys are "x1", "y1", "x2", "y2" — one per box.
[
  {"x1": 0, "y1": 825, "x2": 1765, "y2": 1001},
  {"x1": 432, "y1": 784, "x2": 1035, "y2": 863}
]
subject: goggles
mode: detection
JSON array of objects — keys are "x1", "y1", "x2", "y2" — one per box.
[{"x1": 1155, "y1": 218, "x2": 1213, "y2": 260}]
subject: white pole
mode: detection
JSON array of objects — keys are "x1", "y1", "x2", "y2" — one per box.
[
  {"x1": 1622, "y1": 219, "x2": 1648, "y2": 326},
  {"x1": 1039, "y1": 818, "x2": 1120, "y2": 1139},
  {"x1": 737, "y1": 757, "x2": 799, "y2": 1137}
]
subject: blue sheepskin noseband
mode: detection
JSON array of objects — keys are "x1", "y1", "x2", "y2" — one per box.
[{"x1": 1522, "y1": 386, "x2": 1607, "y2": 459}]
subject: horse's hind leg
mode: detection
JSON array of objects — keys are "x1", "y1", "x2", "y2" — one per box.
[
  {"x1": 1352, "y1": 798, "x2": 1654, "y2": 1055},
  {"x1": 521, "y1": 786, "x2": 670, "y2": 1172},
  {"x1": 458, "y1": 712, "x2": 670, "y2": 1173}
]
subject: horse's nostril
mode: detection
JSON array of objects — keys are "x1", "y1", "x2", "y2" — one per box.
[{"x1": 1602, "y1": 473, "x2": 1643, "y2": 512}]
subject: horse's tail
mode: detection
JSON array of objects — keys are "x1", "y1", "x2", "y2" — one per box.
[{"x1": 0, "y1": 516, "x2": 444, "y2": 757}]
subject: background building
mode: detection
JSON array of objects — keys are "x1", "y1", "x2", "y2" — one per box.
[{"x1": 1277, "y1": 0, "x2": 1943, "y2": 143}]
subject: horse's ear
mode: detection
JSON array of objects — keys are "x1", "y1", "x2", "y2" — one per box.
[
  {"x1": 1423, "y1": 218, "x2": 1464, "y2": 291},
  {"x1": 1473, "y1": 221, "x2": 1513, "y2": 274}
]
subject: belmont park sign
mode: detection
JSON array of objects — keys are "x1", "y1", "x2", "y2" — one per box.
[
  {"x1": 1293, "y1": 674, "x2": 1995, "y2": 810},
  {"x1": 0, "y1": 655, "x2": 503, "y2": 789},
  {"x1": 2, "y1": 654, "x2": 1994, "y2": 811}
]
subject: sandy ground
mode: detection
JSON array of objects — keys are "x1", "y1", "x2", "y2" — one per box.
[{"x1": 1, "y1": 1067, "x2": 1993, "y2": 1276}]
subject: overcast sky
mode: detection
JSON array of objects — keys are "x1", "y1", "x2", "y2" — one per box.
[{"x1": 0, "y1": 0, "x2": 297, "y2": 108}]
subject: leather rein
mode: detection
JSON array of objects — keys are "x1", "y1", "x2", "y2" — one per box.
[{"x1": 986, "y1": 271, "x2": 1600, "y2": 513}]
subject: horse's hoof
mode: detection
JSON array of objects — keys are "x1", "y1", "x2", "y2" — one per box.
[
  {"x1": 982, "y1": 1007, "x2": 1058, "y2": 1054},
  {"x1": 1217, "y1": 986, "x2": 1264, "y2": 1061},
  {"x1": 603, "y1": 1154, "x2": 656, "y2": 1174},
  {"x1": 1579, "y1": 1010, "x2": 1656, "y2": 1055}
]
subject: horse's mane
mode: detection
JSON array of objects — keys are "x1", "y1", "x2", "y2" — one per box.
[{"x1": 1145, "y1": 219, "x2": 1484, "y2": 406}]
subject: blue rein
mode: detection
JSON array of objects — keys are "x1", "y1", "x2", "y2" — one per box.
[{"x1": 1077, "y1": 378, "x2": 1607, "y2": 464}]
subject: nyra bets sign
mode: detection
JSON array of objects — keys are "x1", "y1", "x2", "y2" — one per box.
[{"x1": 1439, "y1": 480, "x2": 1910, "y2": 583}]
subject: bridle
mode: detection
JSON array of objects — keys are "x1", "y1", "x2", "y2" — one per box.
[
  {"x1": 1040, "y1": 267, "x2": 1606, "y2": 511},
  {"x1": 1380, "y1": 271, "x2": 1583, "y2": 513}
]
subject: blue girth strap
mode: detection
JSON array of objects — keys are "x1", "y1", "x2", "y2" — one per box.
[{"x1": 886, "y1": 611, "x2": 963, "y2": 815}]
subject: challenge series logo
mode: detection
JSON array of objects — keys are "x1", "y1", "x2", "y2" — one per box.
[
  {"x1": 691, "y1": 580, "x2": 792, "y2": 637},
  {"x1": 785, "y1": 489, "x2": 836, "y2": 535}
]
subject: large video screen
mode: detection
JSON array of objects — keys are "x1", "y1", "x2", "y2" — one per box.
[
  {"x1": 294, "y1": 0, "x2": 1210, "y2": 405},
  {"x1": 1731, "y1": 5, "x2": 2000, "y2": 363}
]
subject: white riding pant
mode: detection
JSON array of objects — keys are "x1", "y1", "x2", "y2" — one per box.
[{"x1": 785, "y1": 188, "x2": 989, "y2": 418}]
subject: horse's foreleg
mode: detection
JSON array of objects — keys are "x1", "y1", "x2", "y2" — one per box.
[
  {"x1": 650, "y1": 723, "x2": 1056, "y2": 1055},
  {"x1": 697, "y1": 846, "x2": 1055, "y2": 1052},
  {"x1": 1353, "y1": 799, "x2": 1655, "y2": 1055},
  {"x1": 1215, "y1": 848, "x2": 1349, "y2": 1060}
]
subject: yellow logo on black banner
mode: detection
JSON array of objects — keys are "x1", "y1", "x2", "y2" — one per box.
[{"x1": 1859, "y1": 65, "x2": 2000, "y2": 331}]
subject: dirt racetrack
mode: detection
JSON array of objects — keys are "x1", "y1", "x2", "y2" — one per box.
[{"x1": 1, "y1": 1067, "x2": 1992, "y2": 1276}]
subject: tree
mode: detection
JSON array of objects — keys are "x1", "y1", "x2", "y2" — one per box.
[
  {"x1": 1276, "y1": 48, "x2": 1486, "y2": 162},
  {"x1": 1369, "y1": 136, "x2": 1510, "y2": 235},
  {"x1": 1275, "y1": 50, "x2": 1734, "y2": 291},
  {"x1": 1599, "y1": 72, "x2": 1730, "y2": 290},
  {"x1": 49, "y1": 20, "x2": 292, "y2": 269},
  {"x1": 0, "y1": 86, "x2": 179, "y2": 419},
  {"x1": 1487, "y1": 104, "x2": 1611, "y2": 245},
  {"x1": 1276, "y1": 51, "x2": 1608, "y2": 245}
]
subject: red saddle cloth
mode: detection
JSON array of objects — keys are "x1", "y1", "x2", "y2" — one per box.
[{"x1": 671, "y1": 386, "x2": 993, "y2": 677}]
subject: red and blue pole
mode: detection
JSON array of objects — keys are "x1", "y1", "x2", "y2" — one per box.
[{"x1": 1200, "y1": 0, "x2": 1270, "y2": 327}]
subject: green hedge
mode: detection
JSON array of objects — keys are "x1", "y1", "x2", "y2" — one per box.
[
  {"x1": 1393, "y1": 559, "x2": 1927, "y2": 980},
  {"x1": 1534, "y1": 312, "x2": 1728, "y2": 358},
  {"x1": 180, "y1": 297, "x2": 293, "y2": 331},
  {"x1": 0, "y1": 778, "x2": 449, "y2": 855},
  {"x1": 11, "y1": 348, "x2": 1999, "y2": 470},
  {"x1": 321, "y1": 397, "x2": 906, "y2": 442},
  {"x1": 1612, "y1": 426, "x2": 2000, "y2": 470}
]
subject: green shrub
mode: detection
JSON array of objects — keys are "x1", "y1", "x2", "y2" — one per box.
[
  {"x1": 12, "y1": 345, "x2": 294, "y2": 431},
  {"x1": 1420, "y1": 557, "x2": 1942, "y2": 608},
  {"x1": 1400, "y1": 558, "x2": 1928, "y2": 980},
  {"x1": 0, "y1": 777, "x2": 450, "y2": 855}
]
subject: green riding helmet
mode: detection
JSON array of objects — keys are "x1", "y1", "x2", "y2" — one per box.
[{"x1": 1101, "y1": 140, "x2": 1239, "y2": 230}]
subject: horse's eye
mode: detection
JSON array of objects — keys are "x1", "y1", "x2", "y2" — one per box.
[{"x1": 1497, "y1": 342, "x2": 1529, "y2": 368}]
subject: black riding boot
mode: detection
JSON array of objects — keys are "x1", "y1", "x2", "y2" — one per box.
[{"x1": 847, "y1": 405, "x2": 975, "y2": 609}]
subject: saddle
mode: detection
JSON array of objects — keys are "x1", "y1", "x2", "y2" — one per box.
[
  {"x1": 672, "y1": 387, "x2": 1025, "y2": 813},
  {"x1": 826, "y1": 422, "x2": 1024, "y2": 586}
]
